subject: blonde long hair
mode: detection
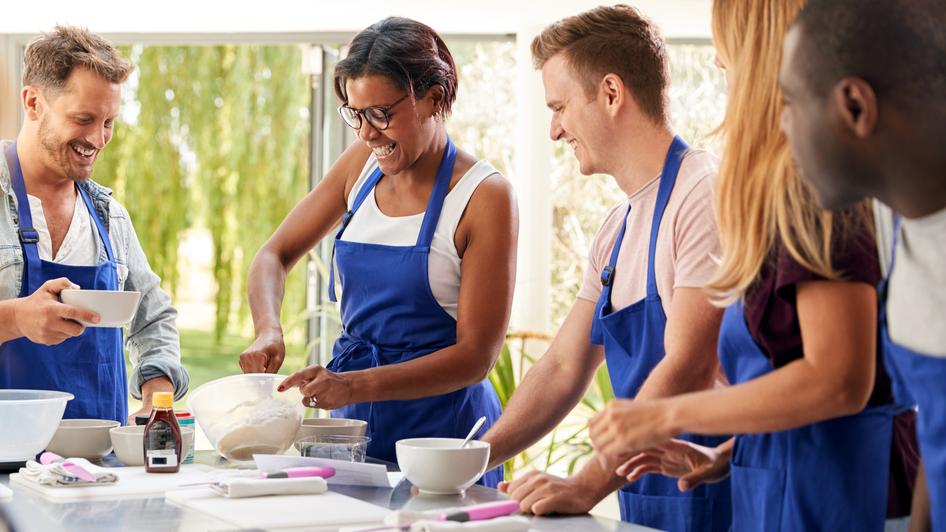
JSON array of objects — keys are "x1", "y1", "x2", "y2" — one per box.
[{"x1": 708, "y1": 0, "x2": 853, "y2": 303}]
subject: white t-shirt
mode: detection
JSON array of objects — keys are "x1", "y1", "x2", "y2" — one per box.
[
  {"x1": 26, "y1": 192, "x2": 98, "y2": 266},
  {"x1": 339, "y1": 155, "x2": 500, "y2": 319},
  {"x1": 876, "y1": 201, "x2": 946, "y2": 357}
]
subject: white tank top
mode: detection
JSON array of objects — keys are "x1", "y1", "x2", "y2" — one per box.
[{"x1": 340, "y1": 155, "x2": 500, "y2": 319}]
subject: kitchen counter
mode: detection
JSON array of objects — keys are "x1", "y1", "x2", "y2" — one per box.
[{"x1": 0, "y1": 451, "x2": 659, "y2": 531}]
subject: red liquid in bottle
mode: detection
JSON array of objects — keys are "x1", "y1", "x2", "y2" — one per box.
[{"x1": 143, "y1": 392, "x2": 182, "y2": 473}]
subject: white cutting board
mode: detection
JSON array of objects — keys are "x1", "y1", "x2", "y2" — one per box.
[
  {"x1": 9, "y1": 465, "x2": 216, "y2": 502},
  {"x1": 165, "y1": 487, "x2": 390, "y2": 529}
]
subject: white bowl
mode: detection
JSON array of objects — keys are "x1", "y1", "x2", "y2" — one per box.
[
  {"x1": 396, "y1": 438, "x2": 490, "y2": 495},
  {"x1": 188, "y1": 374, "x2": 304, "y2": 465},
  {"x1": 110, "y1": 425, "x2": 195, "y2": 466},
  {"x1": 45, "y1": 419, "x2": 121, "y2": 460},
  {"x1": 295, "y1": 418, "x2": 368, "y2": 442},
  {"x1": 60, "y1": 289, "x2": 142, "y2": 327},
  {"x1": 0, "y1": 390, "x2": 73, "y2": 462}
]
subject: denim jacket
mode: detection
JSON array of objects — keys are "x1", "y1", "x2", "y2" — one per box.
[{"x1": 0, "y1": 140, "x2": 189, "y2": 400}]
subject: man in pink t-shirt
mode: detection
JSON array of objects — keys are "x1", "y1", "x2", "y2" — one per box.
[{"x1": 481, "y1": 5, "x2": 728, "y2": 530}]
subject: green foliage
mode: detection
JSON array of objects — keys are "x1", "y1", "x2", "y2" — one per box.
[{"x1": 94, "y1": 45, "x2": 311, "y2": 341}]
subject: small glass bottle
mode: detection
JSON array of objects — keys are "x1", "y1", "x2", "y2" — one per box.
[{"x1": 143, "y1": 392, "x2": 182, "y2": 473}]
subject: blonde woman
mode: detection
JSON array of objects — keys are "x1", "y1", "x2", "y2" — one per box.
[{"x1": 587, "y1": 1, "x2": 916, "y2": 530}]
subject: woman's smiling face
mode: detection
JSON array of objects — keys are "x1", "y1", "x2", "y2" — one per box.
[{"x1": 344, "y1": 74, "x2": 440, "y2": 176}]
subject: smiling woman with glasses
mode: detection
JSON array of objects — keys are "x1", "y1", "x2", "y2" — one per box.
[{"x1": 239, "y1": 17, "x2": 518, "y2": 488}]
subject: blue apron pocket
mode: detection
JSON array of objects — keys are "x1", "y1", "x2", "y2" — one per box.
[
  {"x1": 618, "y1": 490, "x2": 713, "y2": 532},
  {"x1": 730, "y1": 463, "x2": 785, "y2": 532}
]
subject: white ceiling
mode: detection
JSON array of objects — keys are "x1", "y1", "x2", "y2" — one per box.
[{"x1": 0, "y1": 0, "x2": 713, "y2": 39}]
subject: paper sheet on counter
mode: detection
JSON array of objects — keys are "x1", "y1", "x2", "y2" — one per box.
[{"x1": 254, "y1": 454, "x2": 403, "y2": 488}]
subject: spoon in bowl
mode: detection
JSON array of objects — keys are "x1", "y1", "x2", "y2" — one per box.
[{"x1": 460, "y1": 416, "x2": 487, "y2": 449}]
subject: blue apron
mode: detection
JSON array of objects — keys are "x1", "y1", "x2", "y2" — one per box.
[
  {"x1": 326, "y1": 138, "x2": 502, "y2": 487},
  {"x1": 880, "y1": 217, "x2": 946, "y2": 531},
  {"x1": 0, "y1": 143, "x2": 126, "y2": 424},
  {"x1": 590, "y1": 136, "x2": 732, "y2": 532},
  {"x1": 718, "y1": 299, "x2": 895, "y2": 531}
]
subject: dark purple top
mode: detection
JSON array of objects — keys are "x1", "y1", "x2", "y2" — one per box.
[
  {"x1": 743, "y1": 217, "x2": 917, "y2": 517},
  {"x1": 743, "y1": 221, "x2": 884, "y2": 400}
]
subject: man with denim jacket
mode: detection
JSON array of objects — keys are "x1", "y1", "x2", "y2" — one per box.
[{"x1": 0, "y1": 26, "x2": 188, "y2": 424}]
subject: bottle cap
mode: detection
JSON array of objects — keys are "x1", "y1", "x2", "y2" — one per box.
[{"x1": 152, "y1": 392, "x2": 174, "y2": 408}]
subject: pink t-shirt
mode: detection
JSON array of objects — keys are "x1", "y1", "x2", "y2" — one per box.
[{"x1": 577, "y1": 149, "x2": 720, "y2": 314}]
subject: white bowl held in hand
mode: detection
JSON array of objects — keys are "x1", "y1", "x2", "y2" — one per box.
[
  {"x1": 60, "y1": 289, "x2": 142, "y2": 328},
  {"x1": 110, "y1": 425, "x2": 195, "y2": 466},
  {"x1": 396, "y1": 437, "x2": 490, "y2": 495},
  {"x1": 45, "y1": 419, "x2": 121, "y2": 460},
  {"x1": 0, "y1": 390, "x2": 73, "y2": 462}
]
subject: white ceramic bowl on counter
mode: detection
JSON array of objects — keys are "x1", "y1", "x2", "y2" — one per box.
[
  {"x1": 395, "y1": 437, "x2": 490, "y2": 495},
  {"x1": 45, "y1": 419, "x2": 121, "y2": 460},
  {"x1": 0, "y1": 390, "x2": 73, "y2": 462},
  {"x1": 109, "y1": 425, "x2": 195, "y2": 466}
]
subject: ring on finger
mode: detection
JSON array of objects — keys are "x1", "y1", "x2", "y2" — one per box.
[{"x1": 306, "y1": 396, "x2": 318, "y2": 408}]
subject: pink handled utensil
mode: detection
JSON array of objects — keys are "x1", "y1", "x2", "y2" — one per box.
[
  {"x1": 385, "y1": 499, "x2": 522, "y2": 527},
  {"x1": 38, "y1": 452, "x2": 98, "y2": 482}
]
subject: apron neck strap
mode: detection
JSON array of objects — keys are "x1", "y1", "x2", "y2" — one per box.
[
  {"x1": 415, "y1": 136, "x2": 456, "y2": 248},
  {"x1": 646, "y1": 135, "x2": 688, "y2": 296},
  {"x1": 5, "y1": 143, "x2": 40, "y2": 246},
  {"x1": 77, "y1": 183, "x2": 115, "y2": 261},
  {"x1": 599, "y1": 135, "x2": 689, "y2": 304}
]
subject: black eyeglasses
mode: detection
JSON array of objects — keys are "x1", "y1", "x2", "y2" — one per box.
[{"x1": 337, "y1": 94, "x2": 410, "y2": 131}]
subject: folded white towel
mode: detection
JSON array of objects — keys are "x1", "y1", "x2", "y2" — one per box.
[
  {"x1": 209, "y1": 476, "x2": 328, "y2": 498},
  {"x1": 19, "y1": 458, "x2": 117, "y2": 486},
  {"x1": 409, "y1": 516, "x2": 531, "y2": 531}
]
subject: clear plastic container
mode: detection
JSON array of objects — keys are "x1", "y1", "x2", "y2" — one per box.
[
  {"x1": 296, "y1": 435, "x2": 370, "y2": 462},
  {"x1": 187, "y1": 374, "x2": 303, "y2": 465},
  {"x1": 0, "y1": 390, "x2": 73, "y2": 462}
]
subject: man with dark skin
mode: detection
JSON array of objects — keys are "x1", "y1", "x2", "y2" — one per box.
[{"x1": 779, "y1": 1, "x2": 946, "y2": 530}]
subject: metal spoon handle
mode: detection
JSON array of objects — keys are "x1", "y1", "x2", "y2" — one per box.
[{"x1": 460, "y1": 416, "x2": 487, "y2": 448}]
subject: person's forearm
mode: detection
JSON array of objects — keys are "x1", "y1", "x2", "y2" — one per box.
[
  {"x1": 139, "y1": 376, "x2": 174, "y2": 408},
  {"x1": 0, "y1": 299, "x2": 22, "y2": 342},
  {"x1": 662, "y1": 357, "x2": 871, "y2": 437},
  {"x1": 484, "y1": 354, "x2": 599, "y2": 469},
  {"x1": 909, "y1": 461, "x2": 932, "y2": 532},
  {"x1": 635, "y1": 349, "x2": 718, "y2": 401},
  {"x1": 247, "y1": 247, "x2": 289, "y2": 336},
  {"x1": 571, "y1": 452, "x2": 633, "y2": 502}
]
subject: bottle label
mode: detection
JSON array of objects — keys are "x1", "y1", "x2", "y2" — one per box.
[{"x1": 147, "y1": 449, "x2": 179, "y2": 468}]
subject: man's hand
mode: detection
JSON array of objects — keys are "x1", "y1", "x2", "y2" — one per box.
[
  {"x1": 278, "y1": 365, "x2": 353, "y2": 410},
  {"x1": 498, "y1": 470, "x2": 600, "y2": 515},
  {"x1": 590, "y1": 398, "x2": 676, "y2": 465},
  {"x1": 617, "y1": 438, "x2": 732, "y2": 491},
  {"x1": 130, "y1": 376, "x2": 175, "y2": 425},
  {"x1": 13, "y1": 278, "x2": 100, "y2": 345},
  {"x1": 239, "y1": 329, "x2": 286, "y2": 374}
]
